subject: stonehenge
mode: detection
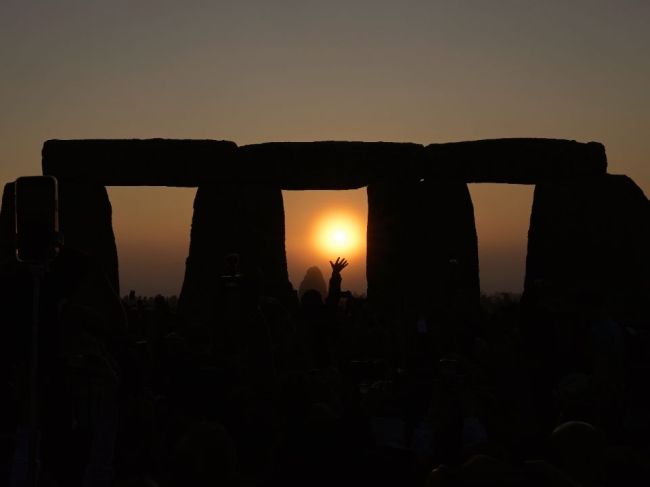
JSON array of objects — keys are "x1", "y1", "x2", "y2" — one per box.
[{"x1": 0, "y1": 137, "x2": 647, "y2": 323}]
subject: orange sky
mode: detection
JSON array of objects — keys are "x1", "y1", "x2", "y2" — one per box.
[
  {"x1": 106, "y1": 185, "x2": 534, "y2": 296},
  {"x1": 1, "y1": 2, "x2": 649, "y2": 296},
  {"x1": 283, "y1": 190, "x2": 368, "y2": 296}
]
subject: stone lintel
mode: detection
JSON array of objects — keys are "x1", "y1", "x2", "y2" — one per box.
[
  {"x1": 43, "y1": 138, "x2": 607, "y2": 187},
  {"x1": 422, "y1": 138, "x2": 607, "y2": 184}
]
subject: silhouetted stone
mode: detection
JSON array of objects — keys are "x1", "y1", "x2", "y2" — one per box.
[
  {"x1": 37, "y1": 137, "x2": 616, "y2": 315},
  {"x1": 57, "y1": 182, "x2": 119, "y2": 293},
  {"x1": 42, "y1": 139, "x2": 238, "y2": 186},
  {"x1": 367, "y1": 179, "x2": 480, "y2": 318},
  {"x1": 423, "y1": 139, "x2": 606, "y2": 184},
  {"x1": 43, "y1": 138, "x2": 605, "y2": 189},
  {"x1": 523, "y1": 174, "x2": 650, "y2": 319},
  {"x1": 178, "y1": 184, "x2": 289, "y2": 321},
  {"x1": 237, "y1": 141, "x2": 424, "y2": 189}
]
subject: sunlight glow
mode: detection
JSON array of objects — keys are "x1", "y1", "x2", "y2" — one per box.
[{"x1": 313, "y1": 212, "x2": 364, "y2": 258}]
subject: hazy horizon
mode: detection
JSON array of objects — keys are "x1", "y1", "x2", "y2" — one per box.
[{"x1": 108, "y1": 183, "x2": 534, "y2": 297}]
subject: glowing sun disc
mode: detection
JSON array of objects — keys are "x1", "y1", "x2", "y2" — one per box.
[
  {"x1": 313, "y1": 213, "x2": 364, "y2": 257},
  {"x1": 333, "y1": 230, "x2": 347, "y2": 243}
]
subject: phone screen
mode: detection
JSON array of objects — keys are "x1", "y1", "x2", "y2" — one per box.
[{"x1": 15, "y1": 176, "x2": 59, "y2": 263}]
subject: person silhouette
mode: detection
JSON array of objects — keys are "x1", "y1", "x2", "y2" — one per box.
[
  {"x1": 298, "y1": 266, "x2": 327, "y2": 300},
  {"x1": 298, "y1": 257, "x2": 349, "y2": 311},
  {"x1": 297, "y1": 257, "x2": 349, "y2": 369}
]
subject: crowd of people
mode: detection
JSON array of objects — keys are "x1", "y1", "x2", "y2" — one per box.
[{"x1": 2, "y1": 248, "x2": 650, "y2": 486}]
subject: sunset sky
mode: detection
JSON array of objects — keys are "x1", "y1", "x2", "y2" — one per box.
[{"x1": 1, "y1": 1, "x2": 649, "y2": 296}]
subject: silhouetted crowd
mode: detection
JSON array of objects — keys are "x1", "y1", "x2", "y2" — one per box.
[{"x1": 2, "y1": 249, "x2": 650, "y2": 486}]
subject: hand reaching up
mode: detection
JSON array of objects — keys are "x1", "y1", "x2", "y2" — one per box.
[{"x1": 329, "y1": 257, "x2": 348, "y2": 275}]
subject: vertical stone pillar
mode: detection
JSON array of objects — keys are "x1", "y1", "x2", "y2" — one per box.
[
  {"x1": 178, "y1": 184, "x2": 289, "y2": 322},
  {"x1": 57, "y1": 182, "x2": 120, "y2": 293},
  {"x1": 367, "y1": 179, "x2": 480, "y2": 319},
  {"x1": 524, "y1": 174, "x2": 650, "y2": 320}
]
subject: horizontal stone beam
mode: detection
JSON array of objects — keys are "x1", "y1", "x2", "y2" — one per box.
[
  {"x1": 237, "y1": 141, "x2": 423, "y2": 189},
  {"x1": 422, "y1": 138, "x2": 607, "y2": 184},
  {"x1": 42, "y1": 139, "x2": 238, "y2": 186},
  {"x1": 42, "y1": 138, "x2": 607, "y2": 187}
]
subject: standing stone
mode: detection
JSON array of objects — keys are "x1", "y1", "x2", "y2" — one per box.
[
  {"x1": 178, "y1": 184, "x2": 290, "y2": 322},
  {"x1": 57, "y1": 182, "x2": 119, "y2": 293},
  {"x1": 367, "y1": 179, "x2": 480, "y2": 320},
  {"x1": 524, "y1": 174, "x2": 650, "y2": 320}
]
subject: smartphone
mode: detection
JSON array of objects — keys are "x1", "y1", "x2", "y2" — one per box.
[{"x1": 14, "y1": 176, "x2": 59, "y2": 263}]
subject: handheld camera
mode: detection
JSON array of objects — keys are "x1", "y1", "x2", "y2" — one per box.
[{"x1": 14, "y1": 176, "x2": 60, "y2": 263}]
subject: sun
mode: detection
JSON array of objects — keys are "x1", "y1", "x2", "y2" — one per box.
[
  {"x1": 313, "y1": 212, "x2": 364, "y2": 257},
  {"x1": 332, "y1": 230, "x2": 347, "y2": 244}
]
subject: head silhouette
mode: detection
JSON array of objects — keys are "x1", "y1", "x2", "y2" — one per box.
[
  {"x1": 298, "y1": 266, "x2": 327, "y2": 299},
  {"x1": 551, "y1": 421, "x2": 605, "y2": 484}
]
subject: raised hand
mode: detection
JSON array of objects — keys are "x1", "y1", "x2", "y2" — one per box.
[{"x1": 329, "y1": 257, "x2": 348, "y2": 274}]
